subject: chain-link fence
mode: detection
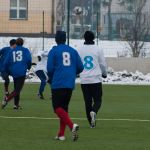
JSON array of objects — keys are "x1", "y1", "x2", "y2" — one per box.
[{"x1": 0, "y1": 0, "x2": 150, "y2": 57}]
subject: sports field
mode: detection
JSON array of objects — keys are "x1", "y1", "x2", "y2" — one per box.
[{"x1": 0, "y1": 83, "x2": 150, "y2": 150}]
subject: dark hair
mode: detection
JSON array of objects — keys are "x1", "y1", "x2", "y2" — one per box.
[
  {"x1": 9, "y1": 39, "x2": 16, "y2": 46},
  {"x1": 16, "y1": 38, "x2": 24, "y2": 46},
  {"x1": 55, "y1": 31, "x2": 66, "y2": 44},
  {"x1": 84, "y1": 31, "x2": 95, "y2": 45}
]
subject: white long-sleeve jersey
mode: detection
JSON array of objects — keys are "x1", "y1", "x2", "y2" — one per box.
[
  {"x1": 78, "y1": 44, "x2": 107, "y2": 84},
  {"x1": 34, "y1": 50, "x2": 49, "y2": 72}
]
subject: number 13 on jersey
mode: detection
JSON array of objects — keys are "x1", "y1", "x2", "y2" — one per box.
[{"x1": 13, "y1": 51, "x2": 23, "y2": 62}]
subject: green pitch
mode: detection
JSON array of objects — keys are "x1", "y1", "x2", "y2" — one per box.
[{"x1": 0, "y1": 83, "x2": 150, "y2": 150}]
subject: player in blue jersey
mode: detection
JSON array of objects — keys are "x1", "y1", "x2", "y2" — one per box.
[
  {"x1": 0, "y1": 39, "x2": 16, "y2": 96},
  {"x1": 1, "y1": 38, "x2": 32, "y2": 109},
  {"x1": 47, "y1": 31, "x2": 83, "y2": 141}
]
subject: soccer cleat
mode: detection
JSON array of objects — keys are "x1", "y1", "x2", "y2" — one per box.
[
  {"x1": 90, "y1": 111, "x2": 96, "y2": 128},
  {"x1": 38, "y1": 93, "x2": 44, "y2": 100},
  {"x1": 1, "y1": 97, "x2": 8, "y2": 109},
  {"x1": 13, "y1": 105, "x2": 22, "y2": 110},
  {"x1": 54, "y1": 136, "x2": 65, "y2": 141},
  {"x1": 72, "y1": 123, "x2": 79, "y2": 141}
]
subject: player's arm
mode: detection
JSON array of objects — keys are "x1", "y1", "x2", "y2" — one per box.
[
  {"x1": 41, "y1": 50, "x2": 49, "y2": 57},
  {"x1": 31, "y1": 62, "x2": 37, "y2": 66},
  {"x1": 98, "y1": 49, "x2": 107, "y2": 78},
  {"x1": 47, "y1": 49, "x2": 55, "y2": 83},
  {"x1": 3, "y1": 51, "x2": 10, "y2": 73},
  {"x1": 0, "y1": 49, "x2": 2, "y2": 57},
  {"x1": 76, "y1": 51, "x2": 84, "y2": 75},
  {"x1": 26, "y1": 49, "x2": 32, "y2": 70},
  {"x1": 0, "y1": 48, "x2": 4, "y2": 58}
]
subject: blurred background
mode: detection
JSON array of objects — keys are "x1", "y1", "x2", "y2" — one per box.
[{"x1": 0, "y1": 0, "x2": 150, "y2": 75}]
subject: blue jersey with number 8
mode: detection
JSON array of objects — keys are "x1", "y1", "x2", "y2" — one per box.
[{"x1": 47, "y1": 44, "x2": 84, "y2": 89}]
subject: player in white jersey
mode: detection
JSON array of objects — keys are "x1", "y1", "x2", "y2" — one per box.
[
  {"x1": 78, "y1": 31, "x2": 107, "y2": 128},
  {"x1": 34, "y1": 50, "x2": 49, "y2": 99}
]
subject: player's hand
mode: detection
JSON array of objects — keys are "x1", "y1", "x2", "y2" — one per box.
[
  {"x1": 31, "y1": 62, "x2": 37, "y2": 65},
  {"x1": 76, "y1": 74, "x2": 80, "y2": 78},
  {"x1": 37, "y1": 56, "x2": 41, "y2": 61},
  {"x1": 102, "y1": 74, "x2": 107, "y2": 78}
]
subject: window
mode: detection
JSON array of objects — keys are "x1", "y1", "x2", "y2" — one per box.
[{"x1": 10, "y1": 0, "x2": 28, "y2": 19}]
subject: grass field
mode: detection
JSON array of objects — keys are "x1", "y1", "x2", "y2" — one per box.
[{"x1": 0, "y1": 83, "x2": 150, "y2": 150}]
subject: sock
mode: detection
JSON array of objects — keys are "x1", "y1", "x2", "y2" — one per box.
[
  {"x1": 58, "y1": 119, "x2": 66, "y2": 137},
  {"x1": 6, "y1": 91, "x2": 17, "y2": 102},
  {"x1": 55, "y1": 107, "x2": 73, "y2": 130}
]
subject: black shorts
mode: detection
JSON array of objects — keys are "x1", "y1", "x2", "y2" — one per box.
[
  {"x1": 1, "y1": 72, "x2": 9, "y2": 80},
  {"x1": 81, "y1": 83, "x2": 103, "y2": 102},
  {"x1": 51, "y1": 88, "x2": 72, "y2": 112}
]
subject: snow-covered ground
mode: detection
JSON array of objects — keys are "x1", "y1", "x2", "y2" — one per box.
[
  {"x1": 1, "y1": 37, "x2": 150, "y2": 57},
  {"x1": 1, "y1": 37, "x2": 150, "y2": 85}
]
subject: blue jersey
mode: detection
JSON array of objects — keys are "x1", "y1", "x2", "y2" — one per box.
[
  {"x1": 47, "y1": 44, "x2": 83, "y2": 89},
  {"x1": 0, "y1": 47, "x2": 11, "y2": 72},
  {"x1": 3, "y1": 46, "x2": 32, "y2": 78}
]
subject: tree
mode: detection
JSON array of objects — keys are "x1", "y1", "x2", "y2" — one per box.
[
  {"x1": 102, "y1": 0, "x2": 113, "y2": 40},
  {"x1": 118, "y1": 0, "x2": 150, "y2": 57}
]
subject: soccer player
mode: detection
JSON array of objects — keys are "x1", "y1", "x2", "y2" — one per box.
[
  {"x1": 1, "y1": 38, "x2": 32, "y2": 109},
  {"x1": 0, "y1": 39, "x2": 16, "y2": 96},
  {"x1": 78, "y1": 31, "x2": 107, "y2": 128},
  {"x1": 34, "y1": 50, "x2": 49, "y2": 99},
  {"x1": 47, "y1": 31, "x2": 83, "y2": 141}
]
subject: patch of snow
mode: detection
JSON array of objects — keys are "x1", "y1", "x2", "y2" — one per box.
[{"x1": 1, "y1": 67, "x2": 150, "y2": 85}]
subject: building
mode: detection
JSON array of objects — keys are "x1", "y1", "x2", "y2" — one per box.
[
  {"x1": 0, "y1": 0, "x2": 149, "y2": 39},
  {"x1": 0, "y1": 0, "x2": 55, "y2": 37}
]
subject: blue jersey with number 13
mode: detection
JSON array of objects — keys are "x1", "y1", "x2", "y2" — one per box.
[{"x1": 3, "y1": 46, "x2": 32, "y2": 78}]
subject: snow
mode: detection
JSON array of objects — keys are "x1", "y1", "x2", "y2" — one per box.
[
  {"x1": 1, "y1": 67, "x2": 150, "y2": 85},
  {"x1": 0, "y1": 37, "x2": 150, "y2": 85},
  {"x1": 2, "y1": 37, "x2": 150, "y2": 57},
  {"x1": 0, "y1": 37, "x2": 136, "y2": 57}
]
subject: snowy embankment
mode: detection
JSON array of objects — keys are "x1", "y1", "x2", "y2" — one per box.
[
  {"x1": 1, "y1": 67, "x2": 150, "y2": 85},
  {"x1": 25, "y1": 67, "x2": 150, "y2": 85}
]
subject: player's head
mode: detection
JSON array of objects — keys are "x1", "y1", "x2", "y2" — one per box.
[
  {"x1": 9, "y1": 39, "x2": 16, "y2": 48},
  {"x1": 55, "y1": 31, "x2": 66, "y2": 45},
  {"x1": 16, "y1": 38, "x2": 24, "y2": 46},
  {"x1": 84, "y1": 31, "x2": 95, "y2": 44}
]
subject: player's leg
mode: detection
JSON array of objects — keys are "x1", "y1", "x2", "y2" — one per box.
[
  {"x1": 13, "y1": 76, "x2": 25, "y2": 109},
  {"x1": 52, "y1": 89, "x2": 79, "y2": 141},
  {"x1": 90, "y1": 83, "x2": 103, "y2": 127},
  {"x1": 36, "y1": 70, "x2": 47, "y2": 99},
  {"x1": 91, "y1": 83, "x2": 102, "y2": 113},
  {"x1": 1, "y1": 76, "x2": 25, "y2": 109},
  {"x1": 63, "y1": 89, "x2": 79, "y2": 141},
  {"x1": 81, "y1": 84, "x2": 93, "y2": 125},
  {"x1": 1, "y1": 72, "x2": 10, "y2": 96},
  {"x1": 58, "y1": 119, "x2": 66, "y2": 137},
  {"x1": 52, "y1": 89, "x2": 73, "y2": 133}
]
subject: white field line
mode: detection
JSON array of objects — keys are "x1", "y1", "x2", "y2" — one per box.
[{"x1": 0, "y1": 116, "x2": 150, "y2": 122}]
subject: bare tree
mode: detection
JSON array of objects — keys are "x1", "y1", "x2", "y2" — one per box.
[
  {"x1": 118, "y1": 0, "x2": 150, "y2": 57},
  {"x1": 102, "y1": 0, "x2": 113, "y2": 40}
]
